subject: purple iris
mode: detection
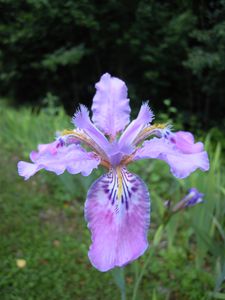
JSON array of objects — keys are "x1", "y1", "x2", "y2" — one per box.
[
  {"x1": 184, "y1": 188, "x2": 204, "y2": 207},
  {"x1": 171, "y1": 188, "x2": 204, "y2": 212},
  {"x1": 17, "y1": 73, "x2": 209, "y2": 272}
]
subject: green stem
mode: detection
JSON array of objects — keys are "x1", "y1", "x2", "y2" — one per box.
[
  {"x1": 132, "y1": 249, "x2": 154, "y2": 300},
  {"x1": 112, "y1": 267, "x2": 126, "y2": 300},
  {"x1": 132, "y1": 210, "x2": 174, "y2": 300},
  {"x1": 132, "y1": 224, "x2": 165, "y2": 300}
]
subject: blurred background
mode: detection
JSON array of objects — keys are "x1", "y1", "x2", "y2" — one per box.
[{"x1": 0, "y1": 1, "x2": 225, "y2": 300}]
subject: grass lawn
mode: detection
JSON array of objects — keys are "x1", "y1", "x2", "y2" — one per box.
[{"x1": 0, "y1": 106, "x2": 224, "y2": 300}]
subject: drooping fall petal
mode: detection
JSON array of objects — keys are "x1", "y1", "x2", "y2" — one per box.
[
  {"x1": 168, "y1": 131, "x2": 204, "y2": 154},
  {"x1": 85, "y1": 168, "x2": 150, "y2": 272},
  {"x1": 134, "y1": 132, "x2": 209, "y2": 179},
  {"x1": 91, "y1": 73, "x2": 131, "y2": 137},
  {"x1": 18, "y1": 143, "x2": 100, "y2": 180}
]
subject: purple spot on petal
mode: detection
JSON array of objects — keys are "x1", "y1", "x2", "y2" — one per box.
[
  {"x1": 56, "y1": 138, "x2": 64, "y2": 148},
  {"x1": 170, "y1": 137, "x2": 176, "y2": 144},
  {"x1": 129, "y1": 179, "x2": 136, "y2": 183},
  {"x1": 111, "y1": 189, "x2": 117, "y2": 205},
  {"x1": 131, "y1": 186, "x2": 138, "y2": 192}
]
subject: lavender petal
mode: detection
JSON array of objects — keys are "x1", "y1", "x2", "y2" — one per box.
[
  {"x1": 85, "y1": 168, "x2": 150, "y2": 272},
  {"x1": 91, "y1": 73, "x2": 131, "y2": 137}
]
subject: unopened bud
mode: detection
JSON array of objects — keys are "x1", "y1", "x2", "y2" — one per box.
[{"x1": 172, "y1": 188, "x2": 204, "y2": 212}]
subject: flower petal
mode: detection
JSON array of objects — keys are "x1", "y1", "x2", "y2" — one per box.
[
  {"x1": 72, "y1": 104, "x2": 110, "y2": 156},
  {"x1": 91, "y1": 73, "x2": 131, "y2": 137},
  {"x1": 118, "y1": 102, "x2": 154, "y2": 154},
  {"x1": 168, "y1": 131, "x2": 204, "y2": 154},
  {"x1": 18, "y1": 161, "x2": 42, "y2": 180},
  {"x1": 134, "y1": 133, "x2": 209, "y2": 179},
  {"x1": 185, "y1": 188, "x2": 204, "y2": 207},
  {"x1": 18, "y1": 143, "x2": 100, "y2": 180},
  {"x1": 85, "y1": 168, "x2": 150, "y2": 272},
  {"x1": 30, "y1": 140, "x2": 62, "y2": 162}
]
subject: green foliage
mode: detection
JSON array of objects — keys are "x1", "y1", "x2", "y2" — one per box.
[
  {"x1": 0, "y1": 101, "x2": 70, "y2": 155},
  {"x1": 0, "y1": 0, "x2": 225, "y2": 128},
  {"x1": 41, "y1": 45, "x2": 86, "y2": 71},
  {"x1": 1, "y1": 105, "x2": 225, "y2": 299}
]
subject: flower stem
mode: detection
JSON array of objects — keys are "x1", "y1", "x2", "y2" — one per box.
[
  {"x1": 112, "y1": 267, "x2": 126, "y2": 300},
  {"x1": 132, "y1": 224, "x2": 165, "y2": 300},
  {"x1": 132, "y1": 248, "x2": 154, "y2": 300}
]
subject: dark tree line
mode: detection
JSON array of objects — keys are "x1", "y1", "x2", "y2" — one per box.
[{"x1": 0, "y1": 0, "x2": 225, "y2": 128}]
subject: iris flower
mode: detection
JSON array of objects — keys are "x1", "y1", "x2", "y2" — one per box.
[{"x1": 18, "y1": 73, "x2": 209, "y2": 272}]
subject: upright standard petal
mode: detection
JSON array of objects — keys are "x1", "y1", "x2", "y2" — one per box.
[
  {"x1": 85, "y1": 168, "x2": 150, "y2": 272},
  {"x1": 18, "y1": 143, "x2": 100, "y2": 180},
  {"x1": 118, "y1": 102, "x2": 154, "y2": 153},
  {"x1": 134, "y1": 132, "x2": 209, "y2": 179},
  {"x1": 91, "y1": 73, "x2": 131, "y2": 137}
]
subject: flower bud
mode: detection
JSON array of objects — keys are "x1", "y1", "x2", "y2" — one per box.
[{"x1": 172, "y1": 188, "x2": 204, "y2": 212}]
